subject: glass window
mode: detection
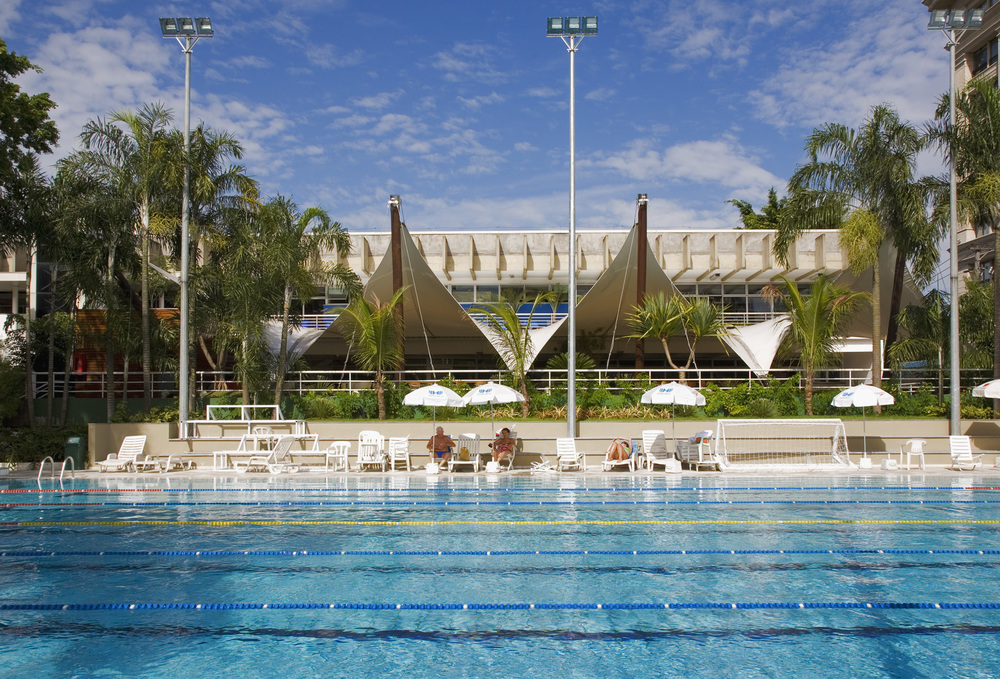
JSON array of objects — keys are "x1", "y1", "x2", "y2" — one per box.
[
  {"x1": 0, "y1": 291, "x2": 11, "y2": 314},
  {"x1": 451, "y1": 285, "x2": 474, "y2": 303},
  {"x1": 475, "y1": 285, "x2": 500, "y2": 302}
]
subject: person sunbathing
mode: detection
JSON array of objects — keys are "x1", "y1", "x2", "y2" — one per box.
[
  {"x1": 427, "y1": 426, "x2": 454, "y2": 465},
  {"x1": 490, "y1": 427, "x2": 515, "y2": 463},
  {"x1": 605, "y1": 437, "x2": 631, "y2": 462}
]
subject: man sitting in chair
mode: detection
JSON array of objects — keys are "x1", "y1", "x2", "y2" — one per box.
[
  {"x1": 427, "y1": 427, "x2": 454, "y2": 466},
  {"x1": 490, "y1": 427, "x2": 515, "y2": 464}
]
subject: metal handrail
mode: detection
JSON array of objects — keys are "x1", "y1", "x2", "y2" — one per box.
[{"x1": 37, "y1": 456, "x2": 54, "y2": 486}]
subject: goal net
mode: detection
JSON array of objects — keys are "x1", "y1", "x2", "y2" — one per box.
[{"x1": 713, "y1": 419, "x2": 853, "y2": 471}]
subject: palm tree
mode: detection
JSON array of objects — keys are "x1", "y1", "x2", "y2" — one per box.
[
  {"x1": 471, "y1": 292, "x2": 557, "y2": 416},
  {"x1": 256, "y1": 196, "x2": 361, "y2": 404},
  {"x1": 339, "y1": 289, "x2": 407, "y2": 420},
  {"x1": 766, "y1": 275, "x2": 866, "y2": 416},
  {"x1": 159, "y1": 124, "x2": 259, "y2": 414},
  {"x1": 780, "y1": 104, "x2": 934, "y2": 392},
  {"x1": 888, "y1": 289, "x2": 949, "y2": 403},
  {"x1": 627, "y1": 293, "x2": 724, "y2": 382},
  {"x1": 627, "y1": 291, "x2": 685, "y2": 375},
  {"x1": 928, "y1": 77, "x2": 1000, "y2": 385},
  {"x1": 74, "y1": 103, "x2": 173, "y2": 410}
]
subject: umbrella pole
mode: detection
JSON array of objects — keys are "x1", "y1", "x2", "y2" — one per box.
[
  {"x1": 671, "y1": 407, "x2": 677, "y2": 453},
  {"x1": 862, "y1": 407, "x2": 867, "y2": 458}
]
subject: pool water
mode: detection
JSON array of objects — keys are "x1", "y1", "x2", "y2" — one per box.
[{"x1": 1, "y1": 474, "x2": 1000, "y2": 678}]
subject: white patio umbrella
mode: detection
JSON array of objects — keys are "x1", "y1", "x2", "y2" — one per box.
[
  {"x1": 403, "y1": 383, "x2": 465, "y2": 437},
  {"x1": 972, "y1": 379, "x2": 1000, "y2": 399},
  {"x1": 461, "y1": 381, "x2": 525, "y2": 435},
  {"x1": 831, "y1": 383, "x2": 895, "y2": 457},
  {"x1": 640, "y1": 382, "x2": 706, "y2": 445}
]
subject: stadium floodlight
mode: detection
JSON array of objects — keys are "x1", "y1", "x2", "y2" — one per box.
[
  {"x1": 547, "y1": 15, "x2": 597, "y2": 437},
  {"x1": 926, "y1": 6, "x2": 983, "y2": 436},
  {"x1": 159, "y1": 16, "x2": 214, "y2": 435}
]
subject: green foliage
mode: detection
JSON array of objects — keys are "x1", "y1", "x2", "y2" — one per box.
[
  {"x1": 700, "y1": 377, "x2": 803, "y2": 417},
  {"x1": 0, "y1": 356, "x2": 25, "y2": 425},
  {"x1": 959, "y1": 279, "x2": 994, "y2": 370},
  {"x1": 110, "y1": 401, "x2": 179, "y2": 423},
  {"x1": 727, "y1": 188, "x2": 786, "y2": 230},
  {"x1": 0, "y1": 425, "x2": 86, "y2": 467}
]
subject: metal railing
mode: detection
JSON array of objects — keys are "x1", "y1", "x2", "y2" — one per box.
[{"x1": 32, "y1": 366, "x2": 990, "y2": 400}]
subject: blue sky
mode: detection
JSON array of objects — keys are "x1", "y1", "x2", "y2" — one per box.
[{"x1": 2, "y1": 0, "x2": 948, "y2": 235}]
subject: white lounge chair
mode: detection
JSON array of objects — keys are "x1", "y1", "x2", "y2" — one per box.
[
  {"x1": 555, "y1": 438, "x2": 584, "y2": 472},
  {"x1": 448, "y1": 434, "x2": 481, "y2": 472},
  {"x1": 387, "y1": 436, "x2": 412, "y2": 471},
  {"x1": 950, "y1": 436, "x2": 983, "y2": 471},
  {"x1": 641, "y1": 429, "x2": 680, "y2": 472},
  {"x1": 237, "y1": 436, "x2": 300, "y2": 473},
  {"x1": 97, "y1": 436, "x2": 147, "y2": 472},
  {"x1": 357, "y1": 430, "x2": 386, "y2": 471},
  {"x1": 494, "y1": 430, "x2": 516, "y2": 471},
  {"x1": 601, "y1": 438, "x2": 635, "y2": 472},
  {"x1": 324, "y1": 441, "x2": 350, "y2": 471},
  {"x1": 900, "y1": 439, "x2": 926, "y2": 470}
]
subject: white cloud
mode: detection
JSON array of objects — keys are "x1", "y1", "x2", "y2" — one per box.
[
  {"x1": 457, "y1": 91, "x2": 504, "y2": 109},
  {"x1": 584, "y1": 87, "x2": 617, "y2": 103},
  {"x1": 748, "y1": 0, "x2": 944, "y2": 130},
  {"x1": 431, "y1": 42, "x2": 508, "y2": 83},
  {"x1": 0, "y1": 0, "x2": 24, "y2": 35},
  {"x1": 351, "y1": 90, "x2": 402, "y2": 110}
]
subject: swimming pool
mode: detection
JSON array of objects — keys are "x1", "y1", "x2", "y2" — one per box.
[{"x1": 1, "y1": 474, "x2": 999, "y2": 678}]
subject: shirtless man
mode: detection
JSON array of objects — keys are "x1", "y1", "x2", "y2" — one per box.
[{"x1": 427, "y1": 426, "x2": 454, "y2": 465}]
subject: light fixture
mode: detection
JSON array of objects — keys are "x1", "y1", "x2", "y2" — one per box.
[
  {"x1": 159, "y1": 15, "x2": 214, "y2": 436},
  {"x1": 926, "y1": 6, "x2": 984, "y2": 436},
  {"x1": 546, "y1": 15, "x2": 598, "y2": 437}
]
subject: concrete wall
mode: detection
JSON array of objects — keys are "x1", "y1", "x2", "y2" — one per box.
[{"x1": 88, "y1": 419, "x2": 1000, "y2": 469}]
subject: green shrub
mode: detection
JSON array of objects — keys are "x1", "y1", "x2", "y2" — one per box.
[{"x1": 0, "y1": 425, "x2": 87, "y2": 467}]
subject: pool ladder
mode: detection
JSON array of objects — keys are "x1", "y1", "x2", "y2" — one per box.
[{"x1": 37, "y1": 456, "x2": 75, "y2": 487}]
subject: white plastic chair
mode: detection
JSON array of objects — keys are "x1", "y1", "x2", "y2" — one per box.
[
  {"x1": 900, "y1": 439, "x2": 926, "y2": 470},
  {"x1": 641, "y1": 429, "x2": 678, "y2": 472},
  {"x1": 324, "y1": 441, "x2": 350, "y2": 471},
  {"x1": 601, "y1": 438, "x2": 635, "y2": 472},
  {"x1": 950, "y1": 436, "x2": 983, "y2": 471},
  {"x1": 357, "y1": 430, "x2": 386, "y2": 471},
  {"x1": 387, "y1": 436, "x2": 412, "y2": 471},
  {"x1": 555, "y1": 438, "x2": 584, "y2": 472},
  {"x1": 448, "y1": 434, "x2": 480, "y2": 472}
]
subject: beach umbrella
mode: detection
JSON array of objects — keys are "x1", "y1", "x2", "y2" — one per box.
[
  {"x1": 831, "y1": 384, "x2": 895, "y2": 457},
  {"x1": 640, "y1": 382, "x2": 706, "y2": 444},
  {"x1": 461, "y1": 381, "x2": 525, "y2": 435},
  {"x1": 972, "y1": 379, "x2": 1000, "y2": 399},
  {"x1": 403, "y1": 383, "x2": 464, "y2": 436}
]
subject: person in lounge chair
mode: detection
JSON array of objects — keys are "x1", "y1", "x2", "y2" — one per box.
[
  {"x1": 427, "y1": 426, "x2": 454, "y2": 465},
  {"x1": 605, "y1": 437, "x2": 631, "y2": 462},
  {"x1": 490, "y1": 427, "x2": 515, "y2": 463}
]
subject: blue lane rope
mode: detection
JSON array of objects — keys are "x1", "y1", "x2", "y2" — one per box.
[
  {"x1": 2, "y1": 548, "x2": 998, "y2": 559},
  {"x1": 4, "y1": 498, "x2": 1000, "y2": 510},
  {"x1": 1, "y1": 601, "x2": 999, "y2": 612},
  {"x1": 6, "y1": 485, "x2": 1000, "y2": 495}
]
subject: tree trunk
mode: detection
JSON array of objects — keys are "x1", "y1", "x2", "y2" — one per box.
[
  {"x1": 22, "y1": 242, "x2": 35, "y2": 427},
  {"x1": 105, "y1": 247, "x2": 116, "y2": 422},
  {"x1": 871, "y1": 266, "x2": 882, "y2": 391},
  {"x1": 46, "y1": 266, "x2": 57, "y2": 427},
  {"x1": 240, "y1": 337, "x2": 250, "y2": 405},
  {"x1": 141, "y1": 202, "x2": 151, "y2": 411},
  {"x1": 274, "y1": 285, "x2": 292, "y2": 405},
  {"x1": 805, "y1": 370, "x2": 814, "y2": 416},
  {"x1": 59, "y1": 303, "x2": 78, "y2": 428},
  {"x1": 885, "y1": 253, "x2": 906, "y2": 353},
  {"x1": 376, "y1": 373, "x2": 386, "y2": 420}
]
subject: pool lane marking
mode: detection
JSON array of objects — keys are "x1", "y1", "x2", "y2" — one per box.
[
  {"x1": 2, "y1": 547, "x2": 998, "y2": 558},
  {"x1": 6, "y1": 498, "x2": 1000, "y2": 508},
  {"x1": 1, "y1": 601, "x2": 998, "y2": 612},
  {"x1": 5, "y1": 485, "x2": 1000, "y2": 495},
  {"x1": 4, "y1": 518, "x2": 1000, "y2": 527}
]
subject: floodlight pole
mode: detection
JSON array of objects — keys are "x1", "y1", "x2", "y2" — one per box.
[
  {"x1": 927, "y1": 8, "x2": 981, "y2": 436},
  {"x1": 162, "y1": 18, "x2": 211, "y2": 437},
  {"x1": 549, "y1": 22, "x2": 594, "y2": 438},
  {"x1": 947, "y1": 30, "x2": 961, "y2": 437}
]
